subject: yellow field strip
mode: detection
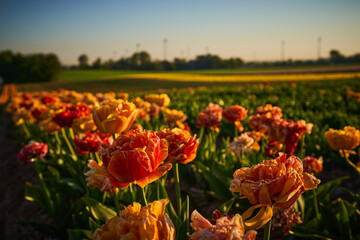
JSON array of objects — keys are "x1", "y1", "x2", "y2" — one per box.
[{"x1": 108, "y1": 72, "x2": 360, "y2": 82}]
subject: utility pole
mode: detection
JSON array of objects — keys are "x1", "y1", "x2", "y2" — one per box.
[
  {"x1": 317, "y1": 37, "x2": 322, "y2": 59},
  {"x1": 136, "y1": 43, "x2": 140, "y2": 53},
  {"x1": 205, "y1": 46, "x2": 209, "y2": 55},
  {"x1": 281, "y1": 40, "x2": 285, "y2": 62},
  {"x1": 163, "y1": 38, "x2": 168, "y2": 61}
]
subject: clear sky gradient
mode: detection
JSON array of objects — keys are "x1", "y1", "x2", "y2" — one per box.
[{"x1": 1, "y1": 0, "x2": 359, "y2": 65}]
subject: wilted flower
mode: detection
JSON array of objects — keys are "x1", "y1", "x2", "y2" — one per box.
[
  {"x1": 92, "y1": 99, "x2": 138, "y2": 134},
  {"x1": 325, "y1": 126, "x2": 360, "y2": 157},
  {"x1": 271, "y1": 205, "x2": 302, "y2": 236},
  {"x1": 196, "y1": 103, "x2": 223, "y2": 132},
  {"x1": 17, "y1": 141, "x2": 48, "y2": 165},
  {"x1": 302, "y1": 156, "x2": 323, "y2": 174},
  {"x1": 100, "y1": 129, "x2": 171, "y2": 188},
  {"x1": 249, "y1": 104, "x2": 282, "y2": 133},
  {"x1": 144, "y1": 93, "x2": 171, "y2": 107},
  {"x1": 229, "y1": 132, "x2": 259, "y2": 156},
  {"x1": 71, "y1": 114, "x2": 97, "y2": 133},
  {"x1": 74, "y1": 132, "x2": 102, "y2": 156},
  {"x1": 230, "y1": 154, "x2": 320, "y2": 210},
  {"x1": 158, "y1": 128, "x2": 199, "y2": 164},
  {"x1": 85, "y1": 160, "x2": 118, "y2": 194},
  {"x1": 93, "y1": 199, "x2": 175, "y2": 240},
  {"x1": 189, "y1": 210, "x2": 257, "y2": 240}
]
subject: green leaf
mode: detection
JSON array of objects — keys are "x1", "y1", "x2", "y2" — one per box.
[
  {"x1": 68, "y1": 229, "x2": 93, "y2": 240},
  {"x1": 157, "y1": 180, "x2": 178, "y2": 221},
  {"x1": 89, "y1": 218, "x2": 101, "y2": 232},
  {"x1": 341, "y1": 187, "x2": 360, "y2": 206},
  {"x1": 82, "y1": 197, "x2": 116, "y2": 223},
  {"x1": 316, "y1": 176, "x2": 349, "y2": 201},
  {"x1": 218, "y1": 197, "x2": 235, "y2": 214},
  {"x1": 197, "y1": 163, "x2": 232, "y2": 201},
  {"x1": 319, "y1": 203, "x2": 339, "y2": 237},
  {"x1": 337, "y1": 199, "x2": 352, "y2": 240}
]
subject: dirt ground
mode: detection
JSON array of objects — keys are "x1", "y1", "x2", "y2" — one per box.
[{"x1": 0, "y1": 110, "x2": 51, "y2": 240}]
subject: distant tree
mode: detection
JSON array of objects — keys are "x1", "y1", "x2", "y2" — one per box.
[
  {"x1": 329, "y1": 49, "x2": 344, "y2": 63},
  {"x1": 78, "y1": 54, "x2": 89, "y2": 69},
  {"x1": 92, "y1": 58, "x2": 102, "y2": 69},
  {"x1": 0, "y1": 50, "x2": 61, "y2": 83}
]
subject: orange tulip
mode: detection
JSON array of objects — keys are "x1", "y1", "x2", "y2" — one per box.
[
  {"x1": 100, "y1": 129, "x2": 171, "y2": 188},
  {"x1": 93, "y1": 199, "x2": 175, "y2": 240},
  {"x1": 302, "y1": 156, "x2": 323, "y2": 175},
  {"x1": 71, "y1": 114, "x2": 97, "y2": 133},
  {"x1": 158, "y1": 128, "x2": 199, "y2": 164},
  {"x1": 223, "y1": 105, "x2": 248, "y2": 122},
  {"x1": 164, "y1": 108, "x2": 187, "y2": 128},
  {"x1": 249, "y1": 104, "x2": 282, "y2": 133},
  {"x1": 144, "y1": 93, "x2": 171, "y2": 107},
  {"x1": 85, "y1": 160, "x2": 118, "y2": 194},
  {"x1": 189, "y1": 210, "x2": 257, "y2": 240},
  {"x1": 196, "y1": 103, "x2": 223, "y2": 132},
  {"x1": 230, "y1": 154, "x2": 320, "y2": 210},
  {"x1": 325, "y1": 126, "x2": 360, "y2": 157},
  {"x1": 93, "y1": 99, "x2": 138, "y2": 134}
]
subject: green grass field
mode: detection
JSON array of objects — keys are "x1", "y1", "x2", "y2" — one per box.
[{"x1": 59, "y1": 63, "x2": 360, "y2": 82}]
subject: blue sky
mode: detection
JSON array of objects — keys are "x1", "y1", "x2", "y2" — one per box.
[{"x1": 1, "y1": 0, "x2": 359, "y2": 65}]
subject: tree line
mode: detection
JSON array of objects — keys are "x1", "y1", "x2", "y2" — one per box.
[
  {"x1": 0, "y1": 50, "x2": 61, "y2": 84},
  {"x1": 76, "y1": 49, "x2": 360, "y2": 70},
  {"x1": 77, "y1": 52, "x2": 244, "y2": 70}
]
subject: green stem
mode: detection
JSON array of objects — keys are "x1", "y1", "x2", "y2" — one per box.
[
  {"x1": 95, "y1": 152, "x2": 101, "y2": 163},
  {"x1": 114, "y1": 192, "x2": 120, "y2": 215},
  {"x1": 112, "y1": 133, "x2": 117, "y2": 141},
  {"x1": 61, "y1": 128, "x2": 76, "y2": 158},
  {"x1": 139, "y1": 185, "x2": 148, "y2": 206},
  {"x1": 343, "y1": 150, "x2": 360, "y2": 175},
  {"x1": 234, "y1": 125, "x2": 238, "y2": 137},
  {"x1": 313, "y1": 189, "x2": 320, "y2": 220},
  {"x1": 198, "y1": 127, "x2": 205, "y2": 144},
  {"x1": 21, "y1": 122, "x2": 31, "y2": 138},
  {"x1": 263, "y1": 206, "x2": 273, "y2": 240},
  {"x1": 129, "y1": 183, "x2": 135, "y2": 202},
  {"x1": 174, "y1": 163, "x2": 182, "y2": 216}
]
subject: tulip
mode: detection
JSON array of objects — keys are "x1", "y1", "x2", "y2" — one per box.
[
  {"x1": 17, "y1": 141, "x2": 48, "y2": 165},
  {"x1": 158, "y1": 128, "x2": 199, "y2": 164},
  {"x1": 71, "y1": 114, "x2": 97, "y2": 133},
  {"x1": 74, "y1": 132, "x2": 102, "y2": 156},
  {"x1": 100, "y1": 129, "x2": 171, "y2": 188},
  {"x1": 92, "y1": 99, "x2": 138, "y2": 134},
  {"x1": 93, "y1": 199, "x2": 175, "y2": 240},
  {"x1": 230, "y1": 154, "x2": 320, "y2": 210},
  {"x1": 302, "y1": 156, "x2": 323, "y2": 175},
  {"x1": 144, "y1": 93, "x2": 171, "y2": 107},
  {"x1": 189, "y1": 210, "x2": 257, "y2": 240},
  {"x1": 196, "y1": 103, "x2": 223, "y2": 132},
  {"x1": 85, "y1": 160, "x2": 118, "y2": 194}
]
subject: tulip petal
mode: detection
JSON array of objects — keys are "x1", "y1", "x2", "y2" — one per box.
[
  {"x1": 302, "y1": 173, "x2": 321, "y2": 190},
  {"x1": 259, "y1": 184, "x2": 272, "y2": 205},
  {"x1": 136, "y1": 162, "x2": 172, "y2": 188},
  {"x1": 243, "y1": 205, "x2": 273, "y2": 231},
  {"x1": 190, "y1": 210, "x2": 212, "y2": 230}
]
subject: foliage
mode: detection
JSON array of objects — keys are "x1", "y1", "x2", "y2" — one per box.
[{"x1": 0, "y1": 50, "x2": 61, "y2": 83}]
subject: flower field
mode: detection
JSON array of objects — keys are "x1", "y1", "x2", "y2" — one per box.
[{"x1": 2, "y1": 78, "x2": 360, "y2": 240}]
